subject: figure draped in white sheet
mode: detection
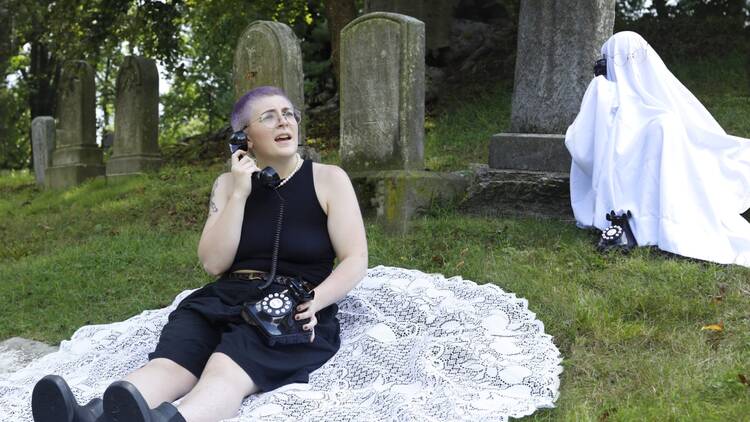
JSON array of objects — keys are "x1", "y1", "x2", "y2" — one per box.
[{"x1": 565, "y1": 31, "x2": 750, "y2": 266}]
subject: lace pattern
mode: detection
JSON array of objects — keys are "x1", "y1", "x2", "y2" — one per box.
[{"x1": 0, "y1": 266, "x2": 562, "y2": 421}]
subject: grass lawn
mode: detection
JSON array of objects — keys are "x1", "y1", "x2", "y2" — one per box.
[
  {"x1": 2, "y1": 54, "x2": 750, "y2": 420},
  {"x1": 2, "y1": 164, "x2": 749, "y2": 421}
]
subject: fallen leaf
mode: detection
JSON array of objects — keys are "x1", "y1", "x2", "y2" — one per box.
[
  {"x1": 739, "y1": 374, "x2": 749, "y2": 386},
  {"x1": 701, "y1": 322, "x2": 724, "y2": 332},
  {"x1": 455, "y1": 260, "x2": 465, "y2": 269}
]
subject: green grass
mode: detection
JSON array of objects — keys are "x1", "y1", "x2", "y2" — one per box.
[
  {"x1": 2, "y1": 55, "x2": 750, "y2": 420},
  {"x1": 2, "y1": 168, "x2": 749, "y2": 420},
  {"x1": 424, "y1": 82, "x2": 513, "y2": 171}
]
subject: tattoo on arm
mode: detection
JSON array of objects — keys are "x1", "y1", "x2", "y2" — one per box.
[{"x1": 208, "y1": 178, "x2": 220, "y2": 215}]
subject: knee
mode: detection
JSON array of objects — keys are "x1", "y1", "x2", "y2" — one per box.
[
  {"x1": 200, "y1": 353, "x2": 257, "y2": 395},
  {"x1": 147, "y1": 358, "x2": 198, "y2": 385}
]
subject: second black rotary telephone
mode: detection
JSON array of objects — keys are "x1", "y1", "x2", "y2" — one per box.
[{"x1": 597, "y1": 210, "x2": 637, "y2": 252}]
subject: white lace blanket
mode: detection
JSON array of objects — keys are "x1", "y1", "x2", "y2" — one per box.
[{"x1": 0, "y1": 266, "x2": 562, "y2": 421}]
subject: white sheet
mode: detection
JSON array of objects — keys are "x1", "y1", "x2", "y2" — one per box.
[
  {"x1": 0, "y1": 267, "x2": 562, "y2": 421},
  {"x1": 566, "y1": 31, "x2": 750, "y2": 266}
]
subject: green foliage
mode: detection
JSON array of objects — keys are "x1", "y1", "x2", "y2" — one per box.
[
  {"x1": 158, "y1": 0, "x2": 332, "y2": 146},
  {"x1": 616, "y1": 0, "x2": 750, "y2": 62},
  {"x1": 0, "y1": 85, "x2": 31, "y2": 169}
]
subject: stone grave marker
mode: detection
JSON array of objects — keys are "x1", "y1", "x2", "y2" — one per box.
[{"x1": 31, "y1": 116, "x2": 55, "y2": 186}]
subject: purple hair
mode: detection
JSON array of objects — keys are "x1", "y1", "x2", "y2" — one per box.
[{"x1": 230, "y1": 86, "x2": 293, "y2": 130}]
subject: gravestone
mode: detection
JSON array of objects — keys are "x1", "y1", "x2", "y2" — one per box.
[
  {"x1": 341, "y1": 13, "x2": 466, "y2": 233},
  {"x1": 340, "y1": 12, "x2": 425, "y2": 171},
  {"x1": 233, "y1": 21, "x2": 306, "y2": 145},
  {"x1": 31, "y1": 116, "x2": 55, "y2": 186},
  {"x1": 106, "y1": 56, "x2": 162, "y2": 178},
  {"x1": 486, "y1": 0, "x2": 614, "y2": 217},
  {"x1": 509, "y1": 0, "x2": 615, "y2": 135},
  {"x1": 45, "y1": 60, "x2": 104, "y2": 189}
]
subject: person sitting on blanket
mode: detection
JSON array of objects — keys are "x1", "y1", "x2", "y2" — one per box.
[{"x1": 31, "y1": 86, "x2": 369, "y2": 422}]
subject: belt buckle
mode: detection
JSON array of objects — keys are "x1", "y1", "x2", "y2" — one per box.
[{"x1": 231, "y1": 270, "x2": 266, "y2": 281}]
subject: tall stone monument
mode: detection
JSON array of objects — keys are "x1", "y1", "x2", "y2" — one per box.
[
  {"x1": 470, "y1": 0, "x2": 614, "y2": 218},
  {"x1": 31, "y1": 116, "x2": 55, "y2": 186},
  {"x1": 233, "y1": 21, "x2": 306, "y2": 144},
  {"x1": 490, "y1": 0, "x2": 615, "y2": 173},
  {"x1": 45, "y1": 61, "x2": 104, "y2": 189},
  {"x1": 340, "y1": 12, "x2": 425, "y2": 171},
  {"x1": 340, "y1": 13, "x2": 468, "y2": 233},
  {"x1": 106, "y1": 56, "x2": 162, "y2": 178}
]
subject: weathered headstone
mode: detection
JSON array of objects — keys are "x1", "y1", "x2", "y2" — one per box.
[
  {"x1": 485, "y1": 1, "x2": 614, "y2": 218},
  {"x1": 106, "y1": 56, "x2": 162, "y2": 178},
  {"x1": 364, "y1": 0, "x2": 457, "y2": 53},
  {"x1": 233, "y1": 21, "x2": 306, "y2": 145},
  {"x1": 340, "y1": 12, "x2": 463, "y2": 233},
  {"x1": 31, "y1": 116, "x2": 55, "y2": 186},
  {"x1": 509, "y1": 0, "x2": 615, "y2": 134},
  {"x1": 340, "y1": 12, "x2": 425, "y2": 171},
  {"x1": 45, "y1": 60, "x2": 104, "y2": 189}
]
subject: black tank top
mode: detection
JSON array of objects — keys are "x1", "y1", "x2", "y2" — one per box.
[{"x1": 228, "y1": 159, "x2": 336, "y2": 284}]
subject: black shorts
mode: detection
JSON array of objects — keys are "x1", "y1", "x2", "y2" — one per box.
[{"x1": 148, "y1": 277, "x2": 340, "y2": 392}]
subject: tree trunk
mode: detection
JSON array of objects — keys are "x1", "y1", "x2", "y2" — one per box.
[
  {"x1": 651, "y1": 0, "x2": 668, "y2": 18},
  {"x1": 324, "y1": 0, "x2": 357, "y2": 85},
  {"x1": 29, "y1": 41, "x2": 57, "y2": 119},
  {"x1": 0, "y1": 0, "x2": 11, "y2": 156},
  {"x1": 28, "y1": 40, "x2": 58, "y2": 169}
]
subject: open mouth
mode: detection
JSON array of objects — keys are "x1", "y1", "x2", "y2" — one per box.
[{"x1": 274, "y1": 134, "x2": 293, "y2": 142}]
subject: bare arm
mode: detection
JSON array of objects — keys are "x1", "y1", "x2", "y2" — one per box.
[
  {"x1": 295, "y1": 165, "x2": 368, "y2": 334},
  {"x1": 197, "y1": 150, "x2": 258, "y2": 276}
]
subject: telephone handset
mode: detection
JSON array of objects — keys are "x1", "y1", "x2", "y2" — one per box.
[
  {"x1": 229, "y1": 126, "x2": 281, "y2": 189},
  {"x1": 594, "y1": 57, "x2": 607, "y2": 77}
]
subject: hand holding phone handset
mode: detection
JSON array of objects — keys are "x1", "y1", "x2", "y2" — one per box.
[
  {"x1": 229, "y1": 126, "x2": 281, "y2": 189},
  {"x1": 229, "y1": 126, "x2": 316, "y2": 345}
]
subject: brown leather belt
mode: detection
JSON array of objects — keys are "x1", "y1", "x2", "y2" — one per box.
[{"x1": 225, "y1": 270, "x2": 314, "y2": 290}]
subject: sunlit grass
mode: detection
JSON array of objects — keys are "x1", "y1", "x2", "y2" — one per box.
[{"x1": 2, "y1": 55, "x2": 749, "y2": 420}]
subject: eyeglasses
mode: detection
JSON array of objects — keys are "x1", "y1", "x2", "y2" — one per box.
[
  {"x1": 605, "y1": 47, "x2": 648, "y2": 66},
  {"x1": 250, "y1": 109, "x2": 302, "y2": 129}
]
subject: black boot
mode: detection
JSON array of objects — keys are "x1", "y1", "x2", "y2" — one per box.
[
  {"x1": 103, "y1": 380, "x2": 186, "y2": 422},
  {"x1": 31, "y1": 375, "x2": 103, "y2": 422}
]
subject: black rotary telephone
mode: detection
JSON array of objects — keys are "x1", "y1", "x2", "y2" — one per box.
[
  {"x1": 228, "y1": 126, "x2": 281, "y2": 189},
  {"x1": 597, "y1": 210, "x2": 637, "y2": 252},
  {"x1": 241, "y1": 276, "x2": 315, "y2": 346},
  {"x1": 228, "y1": 127, "x2": 315, "y2": 346},
  {"x1": 594, "y1": 57, "x2": 607, "y2": 77}
]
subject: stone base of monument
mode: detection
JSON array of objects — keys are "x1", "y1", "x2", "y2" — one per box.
[
  {"x1": 48, "y1": 145, "x2": 104, "y2": 168},
  {"x1": 106, "y1": 154, "x2": 163, "y2": 180},
  {"x1": 45, "y1": 164, "x2": 105, "y2": 189},
  {"x1": 459, "y1": 165, "x2": 572, "y2": 219},
  {"x1": 489, "y1": 133, "x2": 571, "y2": 172},
  {"x1": 350, "y1": 170, "x2": 471, "y2": 234},
  {"x1": 473, "y1": 132, "x2": 573, "y2": 219}
]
